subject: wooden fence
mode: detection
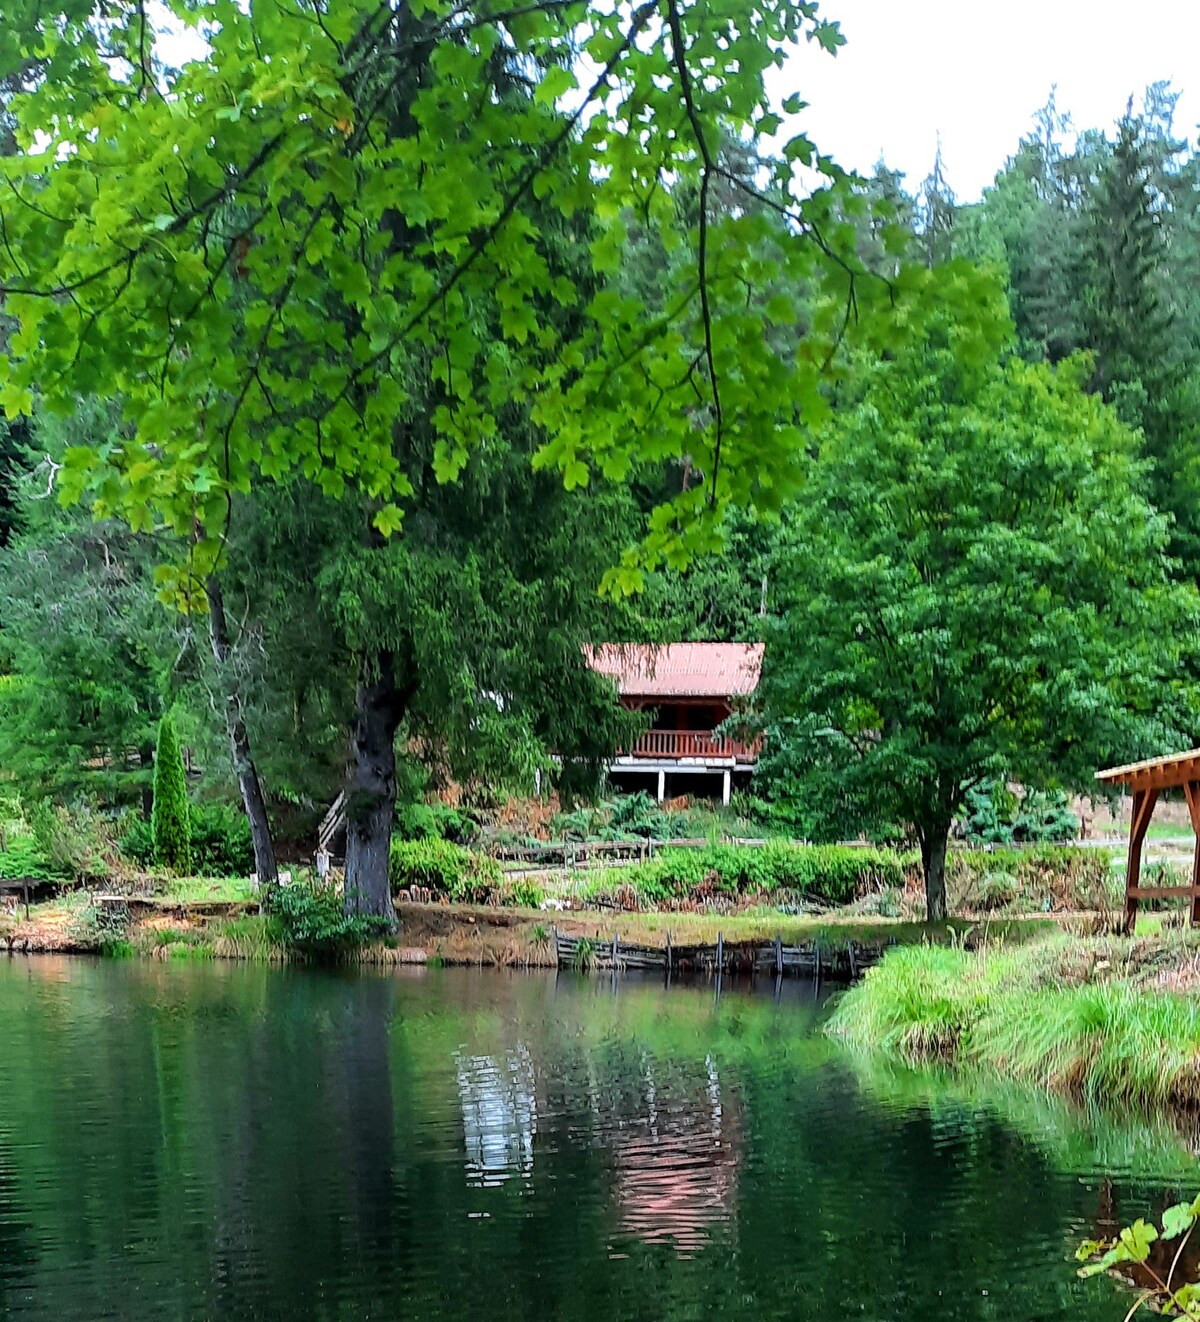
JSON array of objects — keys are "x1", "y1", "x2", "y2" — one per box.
[{"x1": 552, "y1": 928, "x2": 890, "y2": 982}]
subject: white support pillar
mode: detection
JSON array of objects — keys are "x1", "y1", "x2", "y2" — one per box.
[
  {"x1": 656, "y1": 768, "x2": 666, "y2": 802},
  {"x1": 721, "y1": 769, "x2": 732, "y2": 806}
]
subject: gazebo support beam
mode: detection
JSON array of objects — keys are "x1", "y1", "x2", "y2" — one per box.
[
  {"x1": 1185, "y1": 782, "x2": 1200, "y2": 927},
  {"x1": 1124, "y1": 787, "x2": 1159, "y2": 935}
]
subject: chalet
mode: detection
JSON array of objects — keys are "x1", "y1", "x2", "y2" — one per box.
[{"x1": 586, "y1": 643, "x2": 763, "y2": 804}]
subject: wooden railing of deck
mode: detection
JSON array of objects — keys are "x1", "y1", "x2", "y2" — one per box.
[{"x1": 626, "y1": 730, "x2": 762, "y2": 760}]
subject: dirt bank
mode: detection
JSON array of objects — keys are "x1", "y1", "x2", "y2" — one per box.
[{"x1": 1, "y1": 893, "x2": 1074, "y2": 968}]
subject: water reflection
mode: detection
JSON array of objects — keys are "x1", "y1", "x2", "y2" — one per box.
[
  {"x1": 600, "y1": 1053, "x2": 740, "y2": 1257},
  {"x1": 456, "y1": 1045, "x2": 537, "y2": 1187},
  {"x1": 0, "y1": 956, "x2": 1189, "y2": 1322}
]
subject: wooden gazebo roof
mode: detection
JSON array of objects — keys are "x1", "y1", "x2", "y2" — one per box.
[{"x1": 1096, "y1": 749, "x2": 1200, "y2": 793}]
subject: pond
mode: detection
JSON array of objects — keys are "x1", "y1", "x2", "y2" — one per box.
[{"x1": 0, "y1": 956, "x2": 1193, "y2": 1320}]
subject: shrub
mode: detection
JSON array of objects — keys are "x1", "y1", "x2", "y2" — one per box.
[
  {"x1": 505, "y1": 878, "x2": 545, "y2": 909},
  {"x1": 961, "y1": 780, "x2": 1079, "y2": 844},
  {"x1": 552, "y1": 804, "x2": 605, "y2": 842},
  {"x1": 394, "y1": 800, "x2": 472, "y2": 843},
  {"x1": 0, "y1": 833, "x2": 64, "y2": 883},
  {"x1": 271, "y1": 880, "x2": 391, "y2": 958},
  {"x1": 615, "y1": 842, "x2": 904, "y2": 906},
  {"x1": 604, "y1": 791, "x2": 679, "y2": 840},
  {"x1": 388, "y1": 837, "x2": 502, "y2": 902},
  {"x1": 152, "y1": 712, "x2": 191, "y2": 873},
  {"x1": 189, "y1": 801, "x2": 254, "y2": 876},
  {"x1": 119, "y1": 815, "x2": 154, "y2": 867},
  {"x1": 29, "y1": 799, "x2": 109, "y2": 878},
  {"x1": 977, "y1": 870, "x2": 1019, "y2": 911},
  {"x1": 945, "y1": 846, "x2": 1113, "y2": 910}
]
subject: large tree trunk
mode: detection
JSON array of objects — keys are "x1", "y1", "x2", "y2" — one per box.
[
  {"x1": 343, "y1": 651, "x2": 407, "y2": 929},
  {"x1": 920, "y1": 822, "x2": 950, "y2": 923},
  {"x1": 206, "y1": 576, "x2": 278, "y2": 888}
]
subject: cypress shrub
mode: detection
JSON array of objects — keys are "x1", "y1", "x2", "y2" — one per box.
[
  {"x1": 389, "y1": 838, "x2": 502, "y2": 902},
  {"x1": 152, "y1": 711, "x2": 191, "y2": 873}
]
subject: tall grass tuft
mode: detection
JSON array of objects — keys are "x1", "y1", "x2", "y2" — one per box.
[
  {"x1": 209, "y1": 915, "x2": 288, "y2": 962},
  {"x1": 829, "y1": 936, "x2": 1200, "y2": 1109}
]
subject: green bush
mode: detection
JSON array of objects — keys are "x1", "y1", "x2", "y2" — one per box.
[
  {"x1": 0, "y1": 833, "x2": 64, "y2": 883},
  {"x1": 977, "y1": 870, "x2": 1019, "y2": 911},
  {"x1": 271, "y1": 880, "x2": 391, "y2": 958},
  {"x1": 29, "y1": 799, "x2": 108, "y2": 878},
  {"x1": 961, "y1": 780, "x2": 1079, "y2": 844},
  {"x1": 189, "y1": 802, "x2": 254, "y2": 876},
  {"x1": 944, "y1": 846, "x2": 1113, "y2": 907},
  {"x1": 152, "y1": 712, "x2": 191, "y2": 873},
  {"x1": 604, "y1": 791, "x2": 679, "y2": 840},
  {"x1": 616, "y1": 843, "x2": 904, "y2": 906},
  {"x1": 120, "y1": 802, "x2": 252, "y2": 875},
  {"x1": 505, "y1": 878, "x2": 545, "y2": 909},
  {"x1": 394, "y1": 800, "x2": 472, "y2": 843},
  {"x1": 119, "y1": 814, "x2": 155, "y2": 867},
  {"x1": 388, "y1": 837, "x2": 502, "y2": 902}
]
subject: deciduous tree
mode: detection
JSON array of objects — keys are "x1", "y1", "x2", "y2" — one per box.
[
  {"x1": 0, "y1": 0, "x2": 989, "y2": 921},
  {"x1": 757, "y1": 304, "x2": 1199, "y2": 920}
]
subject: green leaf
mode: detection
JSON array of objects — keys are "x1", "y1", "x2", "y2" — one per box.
[
  {"x1": 373, "y1": 503, "x2": 405, "y2": 538},
  {"x1": 1161, "y1": 1201, "x2": 1197, "y2": 1241},
  {"x1": 535, "y1": 64, "x2": 576, "y2": 106}
]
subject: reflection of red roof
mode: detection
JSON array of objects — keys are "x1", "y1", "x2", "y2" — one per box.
[{"x1": 586, "y1": 643, "x2": 763, "y2": 699}]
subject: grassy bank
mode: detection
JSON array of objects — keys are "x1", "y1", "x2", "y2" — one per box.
[
  {"x1": 2, "y1": 886, "x2": 1063, "y2": 969},
  {"x1": 828, "y1": 934, "x2": 1200, "y2": 1109}
]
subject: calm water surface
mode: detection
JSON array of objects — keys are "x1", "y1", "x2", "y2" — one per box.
[{"x1": 0, "y1": 956, "x2": 1194, "y2": 1320}]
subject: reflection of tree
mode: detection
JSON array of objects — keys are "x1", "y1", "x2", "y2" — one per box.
[
  {"x1": 2, "y1": 959, "x2": 1192, "y2": 1322},
  {"x1": 456, "y1": 1044, "x2": 538, "y2": 1188},
  {"x1": 0, "y1": 1132, "x2": 36, "y2": 1320},
  {"x1": 606, "y1": 1055, "x2": 741, "y2": 1258},
  {"x1": 553, "y1": 1044, "x2": 743, "y2": 1259}
]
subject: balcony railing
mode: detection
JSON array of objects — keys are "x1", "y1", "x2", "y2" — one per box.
[{"x1": 624, "y1": 730, "x2": 762, "y2": 761}]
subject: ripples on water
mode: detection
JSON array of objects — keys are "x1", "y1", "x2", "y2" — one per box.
[{"x1": 0, "y1": 956, "x2": 1192, "y2": 1320}]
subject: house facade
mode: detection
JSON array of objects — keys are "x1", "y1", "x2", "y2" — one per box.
[{"x1": 586, "y1": 643, "x2": 763, "y2": 803}]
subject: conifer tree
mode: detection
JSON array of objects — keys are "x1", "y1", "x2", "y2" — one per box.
[
  {"x1": 1080, "y1": 108, "x2": 1200, "y2": 576},
  {"x1": 152, "y1": 711, "x2": 191, "y2": 874}
]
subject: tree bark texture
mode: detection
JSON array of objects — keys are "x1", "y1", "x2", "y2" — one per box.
[
  {"x1": 921, "y1": 823, "x2": 949, "y2": 923},
  {"x1": 206, "y1": 576, "x2": 278, "y2": 887},
  {"x1": 343, "y1": 650, "x2": 409, "y2": 928}
]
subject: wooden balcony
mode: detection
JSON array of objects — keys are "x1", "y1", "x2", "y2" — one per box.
[{"x1": 624, "y1": 729, "x2": 762, "y2": 761}]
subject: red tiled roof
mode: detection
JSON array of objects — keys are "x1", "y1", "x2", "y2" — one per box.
[{"x1": 585, "y1": 643, "x2": 763, "y2": 699}]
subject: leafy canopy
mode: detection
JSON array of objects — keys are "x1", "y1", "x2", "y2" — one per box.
[
  {"x1": 757, "y1": 298, "x2": 1200, "y2": 849},
  {"x1": 0, "y1": 0, "x2": 990, "y2": 601}
]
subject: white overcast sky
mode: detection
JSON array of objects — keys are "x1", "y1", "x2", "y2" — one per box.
[{"x1": 775, "y1": 0, "x2": 1200, "y2": 202}]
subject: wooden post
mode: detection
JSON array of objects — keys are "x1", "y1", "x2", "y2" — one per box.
[
  {"x1": 612, "y1": 932, "x2": 619, "y2": 970},
  {"x1": 656, "y1": 768, "x2": 666, "y2": 802},
  {"x1": 22, "y1": 881, "x2": 29, "y2": 922},
  {"x1": 1125, "y1": 787, "x2": 1159, "y2": 935},
  {"x1": 1185, "y1": 781, "x2": 1200, "y2": 928},
  {"x1": 716, "y1": 930, "x2": 724, "y2": 973},
  {"x1": 774, "y1": 935, "x2": 783, "y2": 977},
  {"x1": 665, "y1": 930, "x2": 672, "y2": 980}
]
